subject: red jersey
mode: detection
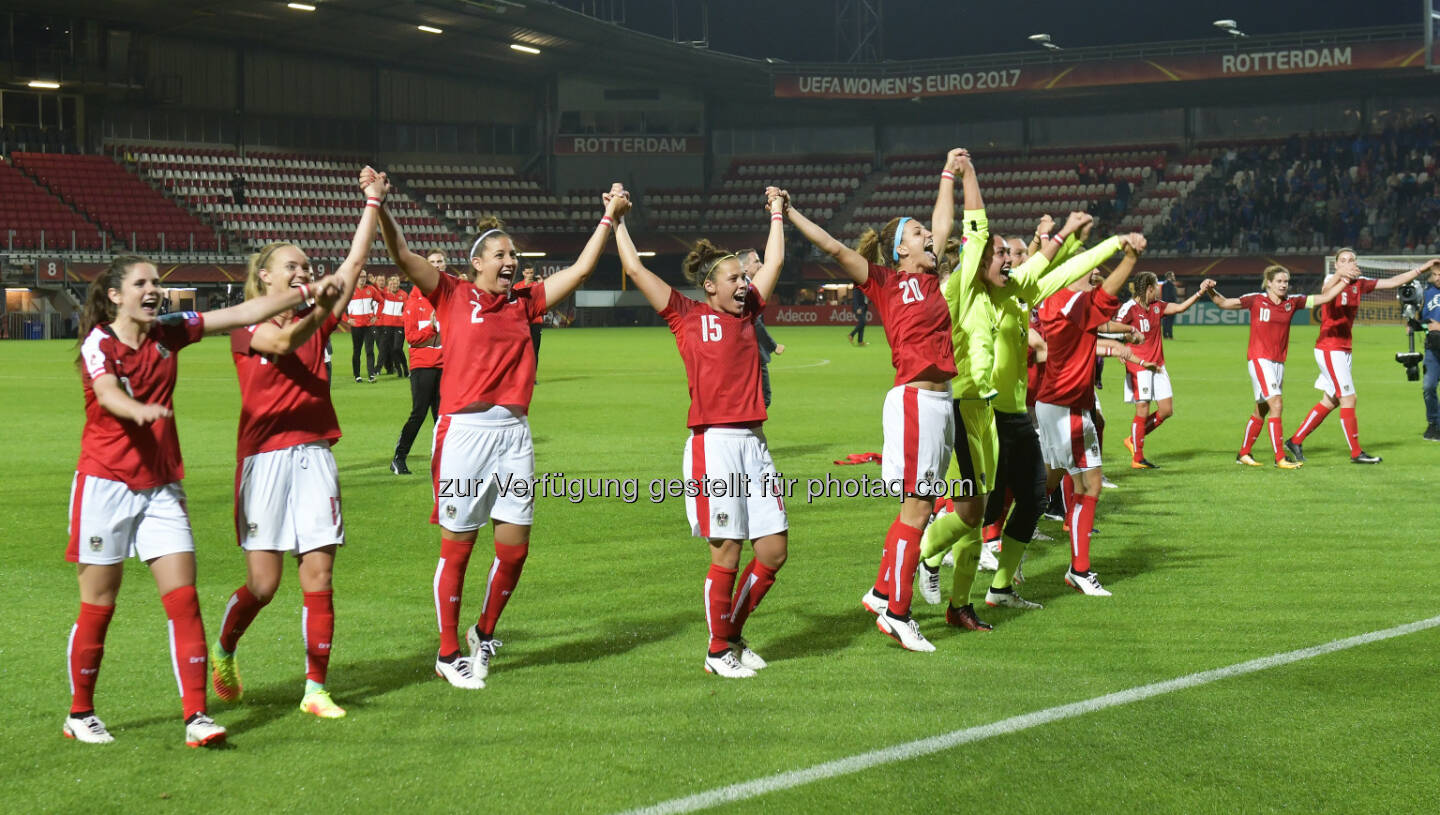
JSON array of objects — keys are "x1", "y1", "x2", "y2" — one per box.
[
  {"x1": 76, "y1": 312, "x2": 205, "y2": 490},
  {"x1": 426, "y1": 273, "x2": 545, "y2": 414},
  {"x1": 859, "y1": 264, "x2": 956, "y2": 386},
  {"x1": 1026, "y1": 310, "x2": 1044, "y2": 410},
  {"x1": 1116, "y1": 298, "x2": 1166, "y2": 371},
  {"x1": 231, "y1": 311, "x2": 342, "y2": 460},
  {"x1": 403, "y1": 286, "x2": 442, "y2": 369},
  {"x1": 1239, "y1": 293, "x2": 1309, "y2": 361},
  {"x1": 1316, "y1": 276, "x2": 1379, "y2": 352},
  {"x1": 346, "y1": 285, "x2": 378, "y2": 327},
  {"x1": 660, "y1": 287, "x2": 767, "y2": 429},
  {"x1": 376, "y1": 289, "x2": 405, "y2": 328},
  {"x1": 516, "y1": 280, "x2": 545, "y2": 325},
  {"x1": 1035, "y1": 287, "x2": 1120, "y2": 410}
]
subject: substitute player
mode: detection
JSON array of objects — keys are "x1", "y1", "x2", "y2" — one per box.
[
  {"x1": 209, "y1": 169, "x2": 388, "y2": 720},
  {"x1": 1286, "y1": 250, "x2": 1437, "y2": 464},
  {"x1": 65, "y1": 254, "x2": 342, "y2": 746},
  {"x1": 1116, "y1": 272, "x2": 1210, "y2": 469},
  {"x1": 345, "y1": 270, "x2": 379, "y2": 382},
  {"x1": 391, "y1": 249, "x2": 450, "y2": 475},
  {"x1": 1206, "y1": 266, "x2": 1352, "y2": 468},
  {"x1": 374, "y1": 172, "x2": 628, "y2": 689}
]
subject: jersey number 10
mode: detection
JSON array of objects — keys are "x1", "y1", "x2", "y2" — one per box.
[{"x1": 1259, "y1": 307, "x2": 1271, "y2": 322}]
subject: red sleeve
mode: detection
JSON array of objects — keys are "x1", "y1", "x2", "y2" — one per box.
[
  {"x1": 1360, "y1": 277, "x2": 1380, "y2": 296},
  {"x1": 404, "y1": 291, "x2": 438, "y2": 346},
  {"x1": 1081, "y1": 289, "x2": 1120, "y2": 330},
  {"x1": 744, "y1": 285, "x2": 766, "y2": 320},
  {"x1": 660, "y1": 289, "x2": 693, "y2": 334},
  {"x1": 1115, "y1": 300, "x2": 1139, "y2": 325},
  {"x1": 321, "y1": 312, "x2": 342, "y2": 338},
  {"x1": 79, "y1": 331, "x2": 117, "y2": 382},
  {"x1": 424, "y1": 273, "x2": 456, "y2": 309},
  {"x1": 524, "y1": 282, "x2": 548, "y2": 322},
  {"x1": 1289, "y1": 295, "x2": 1310, "y2": 310},
  {"x1": 157, "y1": 311, "x2": 205, "y2": 350},
  {"x1": 229, "y1": 325, "x2": 258, "y2": 356},
  {"x1": 1238, "y1": 294, "x2": 1258, "y2": 309},
  {"x1": 859, "y1": 264, "x2": 889, "y2": 300}
]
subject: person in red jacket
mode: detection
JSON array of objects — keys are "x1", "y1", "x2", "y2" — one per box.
[
  {"x1": 375, "y1": 274, "x2": 408, "y2": 378},
  {"x1": 391, "y1": 249, "x2": 449, "y2": 475},
  {"x1": 345, "y1": 271, "x2": 379, "y2": 382},
  {"x1": 516, "y1": 266, "x2": 544, "y2": 367}
]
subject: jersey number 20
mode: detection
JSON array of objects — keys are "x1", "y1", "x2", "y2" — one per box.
[{"x1": 899, "y1": 278, "x2": 924, "y2": 304}]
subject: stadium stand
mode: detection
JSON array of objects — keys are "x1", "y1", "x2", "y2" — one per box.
[
  {"x1": 395, "y1": 162, "x2": 573, "y2": 237},
  {"x1": 705, "y1": 155, "x2": 867, "y2": 231},
  {"x1": 0, "y1": 157, "x2": 107, "y2": 251}
]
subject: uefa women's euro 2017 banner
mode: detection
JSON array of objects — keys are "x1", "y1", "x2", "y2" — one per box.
[{"x1": 773, "y1": 40, "x2": 1427, "y2": 100}]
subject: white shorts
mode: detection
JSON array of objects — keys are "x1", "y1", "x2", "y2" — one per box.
[
  {"x1": 1123, "y1": 366, "x2": 1174, "y2": 404},
  {"x1": 67, "y1": 474, "x2": 194, "y2": 565},
  {"x1": 1248, "y1": 358, "x2": 1285, "y2": 401},
  {"x1": 1313, "y1": 349, "x2": 1355, "y2": 398},
  {"x1": 682, "y1": 427, "x2": 788, "y2": 540},
  {"x1": 236, "y1": 442, "x2": 344, "y2": 554},
  {"x1": 432, "y1": 407, "x2": 535, "y2": 531},
  {"x1": 880, "y1": 384, "x2": 955, "y2": 497},
  {"x1": 1035, "y1": 401, "x2": 1102, "y2": 475}
]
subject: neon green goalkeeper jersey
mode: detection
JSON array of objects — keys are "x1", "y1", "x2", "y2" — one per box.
[{"x1": 941, "y1": 208, "x2": 999, "y2": 400}]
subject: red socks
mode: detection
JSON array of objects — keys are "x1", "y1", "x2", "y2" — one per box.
[
  {"x1": 1292, "y1": 402, "x2": 1332, "y2": 443},
  {"x1": 705, "y1": 564, "x2": 737, "y2": 653},
  {"x1": 1060, "y1": 474, "x2": 1076, "y2": 530},
  {"x1": 218, "y1": 585, "x2": 269, "y2": 653},
  {"x1": 1340, "y1": 407, "x2": 1362, "y2": 457},
  {"x1": 1267, "y1": 417, "x2": 1285, "y2": 462},
  {"x1": 302, "y1": 590, "x2": 334, "y2": 684},
  {"x1": 1144, "y1": 412, "x2": 1167, "y2": 434},
  {"x1": 434, "y1": 538, "x2": 473, "y2": 655},
  {"x1": 1131, "y1": 415, "x2": 1146, "y2": 462},
  {"x1": 872, "y1": 536, "x2": 894, "y2": 596},
  {"x1": 161, "y1": 585, "x2": 209, "y2": 719},
  {"x1": 68, "y1": 602, "x2": 114, "y2": 714},
  {"x1": 730, "y1": 559, "x2": 779, "y2": 635},
  {"x1": 1069, "y1": 493, "x2": 1098, "y2": 573},
  {"x1": 477, "y1": 542, "x2": 528, "y2": 638},
  {"x1": 884, "y1": 520, "x2": 924, "y2": 617},
  {"x1": 1240, "y1": 414, "x2": 1263, "y2": 456}
]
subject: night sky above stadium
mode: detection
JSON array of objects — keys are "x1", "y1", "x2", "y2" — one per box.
[{"x1": 591, "y1": 0, "x2": 1418, "y2": 62}]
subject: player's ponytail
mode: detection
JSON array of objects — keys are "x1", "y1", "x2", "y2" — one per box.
[
  {"x1": 682, "y1": 238, "x2": 734, "y2": 287},
  {"x1": 75, "y1": 255, "x2": 148, "y2": 372},
  {"x1": 1133, "y1": 271, "x2": 1158, "y2": 303},
  {"x1": 244, "y1": 242, "x2": 298, "y2": 301},
  {"x1": 854, "y1": 217, "x2": 903, "y2": 267}
]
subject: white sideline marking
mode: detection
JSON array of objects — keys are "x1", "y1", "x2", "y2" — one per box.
[
  {"x1": 618, "y1": 615, "x2": 1440, "y2": 815},
  {"x1": 773, "y1": 358, "x2": 831, "y2": 370}
]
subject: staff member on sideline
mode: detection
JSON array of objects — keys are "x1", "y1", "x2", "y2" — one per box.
[
  {"x1": 392, "y1": 250, "x2": 450, "y2": 474},
  {"x1": 345, "y1": 271, "x2": 379, "y2": 382},
  {"x1": 1422, "y1": 265, "x2": 1440, "y2": 441},
  {"x1": 848, "y1": 286, "x2": 869, "y2": 346},
  {"x1": 517, "y1": 267, "x2": 544, "y2": 368}
]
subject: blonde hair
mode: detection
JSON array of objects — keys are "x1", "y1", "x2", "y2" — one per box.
[
  {"x1": 245, "y1": 242, "x2": 302, "y2": 300},
  {"x1": 1262, "y1": 264, "x2": 1289, "y2": 286}
]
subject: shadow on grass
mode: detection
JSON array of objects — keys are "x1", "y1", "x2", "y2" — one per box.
[
  {"x1": 502, "y1": 611, "x2": 695, "y2": 672},
  {"x1": 750, "y1": 606, "x2": 873, "y2": 662}
]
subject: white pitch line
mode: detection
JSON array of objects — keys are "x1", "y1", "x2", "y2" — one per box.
[
  {"x1": 773, "y1": 358, "x2": 831, "y2": 370},
  {"x1": 618, "y1": 614, "x2": 1440, "y2": 815}
]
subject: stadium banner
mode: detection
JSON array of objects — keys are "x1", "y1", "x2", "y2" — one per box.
[
  {"x1": 773, "y1": 40, "x2": 1424, "y2": 100},
  {"x1": 37, "y1": 258, "x2": 67, "y2": 284},
  {"x1": 1172, "y1": 301, "x2": 1312, "y2": 326},
  {"x1": 554, "y1": 136, "x2": 705, "y2": 155},
  {"x1": 1354, "y1": 298, "x2": 1407, "y2": 326},
  {"x1": 763, "y1": 304, "x2": 884, "y2": 327}
]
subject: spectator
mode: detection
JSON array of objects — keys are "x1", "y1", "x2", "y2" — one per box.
[
  {"x1": 230, "y1": 174, "x2": 247, "y2": 206},
  {"x1": 1161, "y1": 272, "x2": 1179, "y2": 339}
]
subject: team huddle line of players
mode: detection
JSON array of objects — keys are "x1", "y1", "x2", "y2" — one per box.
[{"x1": 59, "y1": 153, "x2": 1434, "y2": 748}]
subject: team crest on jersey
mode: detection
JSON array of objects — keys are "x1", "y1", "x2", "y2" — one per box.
[
  {"x1": 716, "y1": 512, "x2": 729, "y2": 528},
  {"x1": 246, "y1": 522, "x2": 258, "y2": 537},
  {"x1": 1283, "y1": 303, "x2": 1292, "y2": 312},
  {"x1": 89, "y1": 536, "x2": 102, "y2": 552},
  {"x1": 445, "y1": 504, "x2": 457, "y2": 519},
  {"x1": 156, "y1": 343, "x2": 170, "y2": 359}
]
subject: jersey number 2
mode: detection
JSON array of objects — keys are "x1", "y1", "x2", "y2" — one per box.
[
  {"x1": 701, "y1": 314, "x2": 723, "y2": 342},
  {"x1": 899, "y1": 278, "x2": 924, "y2": 304}
]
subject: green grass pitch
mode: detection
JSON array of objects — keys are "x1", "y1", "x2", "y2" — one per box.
[{"x1": 2, "y1": 323, "x2": 1438, "y2": 813}]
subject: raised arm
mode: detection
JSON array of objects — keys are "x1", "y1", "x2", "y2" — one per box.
[
  {"x1": 613, "y1": 207, "x2": 672, "y2": 313},
  {"x1": 543, "y1": 188, "x2": 630, "y2": 306},
  {"x1": 325, "y1": 168, "x2": 390, "y2": 321},
  {"x1": 1374, "y1": 258, "x2": 1438, "y2": 290},
  {"x1": 1307, "y1": 270, "x2": 1355, "y2": 308},
  {"x1": 367, "y1": 168, "x2": 440, "y2": 295},
  {"x1": 931, "y1": 149, "x2": 966, "y2": 250},
  {"x1": 1013, "y1": 213, "x2": 1104, "y2": 300},
  {"x1": 750, "y1": 191, "x2": 787, "y2": 303},
  {"x1": 1164, "y1": 279, "x2": 1213, "y2": 315},
  {"x1": 781, "y1": 189, "x2": 870, "y2": 284},
  {"x1": 1205, "y1": 279, "x2": 1245, "y2": 310},
  {"x1": 1099, "y1": 234, "x2": 1145, "y2": 297},
  {"x1": 199, "y1": 273, "x2": 343, "y2": 336},
  {"x1": 942, "y1": 154, "x2": 989, "y2": 305}
]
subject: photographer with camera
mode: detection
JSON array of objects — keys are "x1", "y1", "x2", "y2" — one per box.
[{"x1": 1421, "y1": 266, "x2": 1440, "y2": 441}]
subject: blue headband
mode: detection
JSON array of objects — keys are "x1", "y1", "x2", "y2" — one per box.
[{"x1": 892, "y1": 217, "x2": 912, "y2": 262}]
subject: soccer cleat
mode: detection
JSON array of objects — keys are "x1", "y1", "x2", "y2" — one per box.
[
  {"x1": 860, "y1": 588, "x2": 888, "y2": 615},
  {"x1": 434, "y1": 655, "x2": 485, "y2": 689},
  {"x1": 62, "y1": 714, "x2": 114, "y2": 744},
  {"x1": 354, "y1": 376, "x2": 362, "y2": 383},
  {"x1": 184, "y1": 713, "x2": 227, "y2": 748},
  {"x1": 390, "y1": 457, "x2": 411, "y2": 475},
  {"x1": 368, "y1": 375, "x2": 377, "y2": 383},
  {"x1": 1351, "y1": 451, "x2": 1382, "y2": 464},
  {"x1": 1101, "y1": 477, "x2": 1119, "y2": 489},
  {"x1": 875, "y1": 612, "x2": 937, "y2": 652},
  {"x1": 1064, "y1": 568, "x2": 1113, "y2": 597},
  {"x1": 1131, "y1": 458, "x2": 1159, "y2": 470},
  {"x1": 1122, "y1": 436, "x2": 1135, "y2": 455},
  {"x1": 945, "y1": 603, "x2": 994, "y2": 632},
  {"x1": 1284, "y1": 439, "x2": 1306, "y2": 463},
  {"x1": 465, "y1": 625, "x2": 503, "y2": 680},
  {"x1": 916, "y1": 561, "x2": 942, "y2": 605},
  {"x1": 978, "y1": 539, "x2": 1000, "y2": 572},
  {"x1": 210, "y1": 643, "x2": 242, "y2": 703},
  {"x1": 704, "y1": 650, "x2": 757, "y2": 678},
  {"x1": 1032, "y1": 528, "x2": 1054, "y2": 542},
  {"x1": 1042, "y1": 509, "x2": 1065, "y2": 522},
  {"x1": 1274, "y1": 458, "x2": 1302, "y2": 470},
  {"x1": 985, "y1": 588, "x2": 1043, "y2": 610},
  {"x1": 299, "y1": 688, "x2": 346, "y2": 719},
  {"x1": 730, "y1": 638, "x2": 768, "y2": 671},
  {"x1": 1235, "y1": 453, "x2": 1263, "y2": 467},
  {"x1": 1424, "y1": 425, "x2": 1440, "y2": 442}
]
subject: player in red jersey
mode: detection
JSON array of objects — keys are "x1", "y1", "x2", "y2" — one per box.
[
  {"x1": 64, "y1": 254, "x2": 342, "y2": 746},
  {"x1": 345, "y1": 270, "x2": 379, "y2": 382},
  {"x1": 390, "y1": 249, "x2": 451, "y2": 475},
  {"x1": 1034, "y1": 234, "x2": 1147, "y2": 596},
  {"x1": 375, "y1": 274, "x2": 409, "y2": 378},
  {"x1": 209, "y1": 170, "x2": 389, "y2": 720},
  {"x1": 1286, "y1": 249, "x2": 1437, "y2": 464},
  {"x1": 1206, "y1": 265, "x2": 1352, "y2": 468},
  {"x1": 780, "y1": 152, "x2": 965, "y2": 652},
  {"x1": 612, "y1": 184, "x2": 787, "y2": 677},
  {"x1": 1115, "y1": 271, "x2": 1211, "y2": 469},
  {"x1": 372, "y1": 169, "x2": 629, "y2": 689}
]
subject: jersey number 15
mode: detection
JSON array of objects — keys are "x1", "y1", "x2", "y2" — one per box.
[{"x1": 701, "y1": 314, "x2": 723, "y2": 342}]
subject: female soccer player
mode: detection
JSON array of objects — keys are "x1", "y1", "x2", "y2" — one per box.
[
  {"x1": 391, "y1": 249, "x2": 450, "y2": 476},
  {"x1": 614, "y1": 185, "x2": 788, "y2": 677},
  {"x1": 346, "y1": 270, "x2": 379, "y2": 382},
  {"x1": 781, "y1": 152, "x2": 960, "y2": 652},
  {"x1": 1286, "y1": 251, "x2": 1437, "y2": 464},
  {"x1": 1115, "y1": 272, "x2": 1210, "y2": 469},
  {"x1": 373, "y1": 172, "x2": 628, "y2": 689},
  {"x1": 209, "y1": 169, "x2": 389, "y2": 720},
  {"x1": 1206, "y1": 266, "x2": 1352, "y2": 468},
  {"x1": 65, "y1": 255, "x2": 342, "y2": 746}
]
